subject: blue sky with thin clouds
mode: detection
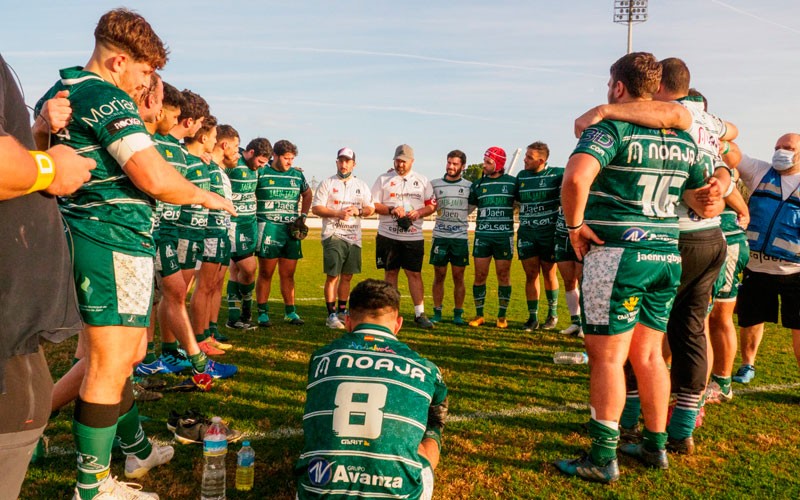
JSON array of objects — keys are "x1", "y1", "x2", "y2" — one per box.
[{"x1": 2, "y1": 0, "x2": 799, "y2": 186}]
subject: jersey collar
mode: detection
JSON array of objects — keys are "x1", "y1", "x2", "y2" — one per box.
[
  {"x1": 59, "y1": 66, "x2": 104, "y2": 87},
  {"x1": 351, "y1": 323, "x2": 398, "y2": 341}
]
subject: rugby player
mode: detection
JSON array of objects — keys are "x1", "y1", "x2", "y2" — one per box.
[
  {"x1": 468, "y1": 147, "x2": 516, "y2": 329},
  {"x1": 516, "y1": 142, "x2": 562, "y2": 331},
  {"x1": 35, "y1": 9, "x2": 234, "y2": 499},
  {"x1": 429, "y1": 150, "x2": 473, "y2": 325},
  {"x1": 372, "y1": 144, "x2": 437, "y2": 329},
  {"x1": 311, "y1": 147, "x2": 375, "y2": 329},
  {"x1": 226, "y1": 138, "x2": 272, "y2": 328},
  {"x1": 255, "y1": 139, "x2": 312, "y2": 326},
  {"x1": 554, "y1": 52, "x2": 717, "y2": 481},
  {"x1": 296, "y1": 279, "x2": 447, "y2": 499}
]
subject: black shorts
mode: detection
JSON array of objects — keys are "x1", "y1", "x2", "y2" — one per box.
[
  {"x1": 737, "y1": 268, "x2": 800, "y2": 329},
  {"x1": 376, "y1": 234, "x2": 424, "y2": 272}
]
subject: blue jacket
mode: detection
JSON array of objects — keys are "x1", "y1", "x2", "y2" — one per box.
[{"x1": 746, "y1": 168, "x2": 800, "y2": 263}]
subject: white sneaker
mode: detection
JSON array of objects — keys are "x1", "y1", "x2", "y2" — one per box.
[
  {"x1": 124, "y1": 441, "x2": 174, "y2": 479},
  {"x1": 73, "y1": 476, "x2": 159, "y2": 499},
  {"x1": 326, "y1": 313, "x2": 346, "y2": 329},
  {"x1": 560, "y1": 323, "x2": 582, "y2": 336}
]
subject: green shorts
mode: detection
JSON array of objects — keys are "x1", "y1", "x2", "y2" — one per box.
[
  {"x1": 202, "y1": 235, "x2": 231, "y2": 265},
  {"x1": 517, "y1": 229, "x2": 556, "y2": 262},
  {"x1": 581, "y1": 245, "x2": 681, "y2": 335},
  {"x1": 713, "y1": 235, "x2": 750, "y2": 301},
  {"x1": 177, "y1": 238, "x2": 203, "y2": 270},
  {"x1": 70, "y1": 233, "x2": 154, "y2": 327},
  {"x1": 430, "y1": 237, "x2": 469, "y2": 267},
  {"x1": 322, "y1": 236, "x2": 362, "y2": 276},
  {"x1": 155, "y1": 238, "x2": 181, "y2": 278},
  {"x1": 472, "y1": 234, "x2": 514, "y2": 260},
  {"x1": 257, "y1": 221, "x2": 302, "y2": 260},
  {"x1": 554, "y1": 229, "x2": 579, "y2": 262},
  {"x1": 231, "y1": 219, "x2": 257, "y2": 260}
]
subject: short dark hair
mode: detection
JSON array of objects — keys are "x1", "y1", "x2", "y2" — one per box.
[
  {"x1": 185, "y1": 115, "x2": 217, "y2": 144},
  {"x1": 161, "y1": 81, "x2": 183, "y2": 109},
  {"x1": 245, "y1": 137, "x2": 272, "y2": 158},
  {"x1": 687, "y1": 88, "x2": 708, "y2": 111},
  {"x1": 273, "y1": 139, "x2": 298, "y2": 157},
  {"x1": 94, "y1": 8, "x2": 168, "y2": 69},
  {"x1": 609, "y1": 52, "x2": 661, "y2": 99},
  {"x1": 349, "y1": 279, "x2": 400, "y2": 318},
  {"x1": 216, "y1": 124, "x2": 239, "y2": 143},
  {"x1": 178, "y1": 89, "x2": 209, "y2": 121},
  {"x1": 660, "y1": 57, "x2": 691, "y2": 96},
  {"x1": 527, "y1": 141, "x2": 550, "y2": 160},
  {"x1": 447, "y1": 149, "x2": 467, "y2": 166}
]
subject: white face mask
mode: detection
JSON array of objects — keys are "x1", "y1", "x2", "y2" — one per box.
[{"x1": 772, "y1": 149, "x2": 796, "y2": 171}]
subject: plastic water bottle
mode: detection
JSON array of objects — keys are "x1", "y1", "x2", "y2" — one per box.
[
  {"x1": 553, "y1": 351, "x2": 589, "y2": 364},
  {"x1": 201, "y1": 416, "x2": 227, "y2": 500},
  {"x1": 235, "y1": 441, "x2": 255, "y2": 491}
]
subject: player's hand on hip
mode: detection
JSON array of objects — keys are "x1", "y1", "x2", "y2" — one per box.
[
  {"x1": 569, "y1": 224, "x2": 603, "y2": 261},
  {"x1": 44, "y1": 144, "x2": 95, "y2": 196}
]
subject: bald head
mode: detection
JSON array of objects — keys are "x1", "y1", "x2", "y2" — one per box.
[{"x1": 774, "y1": 133, "x2": 800, "y2": 175}]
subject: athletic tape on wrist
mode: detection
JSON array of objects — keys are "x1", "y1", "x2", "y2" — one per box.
[{"x1": 25, "y1": 151, "x2": 56, "y2": 194}]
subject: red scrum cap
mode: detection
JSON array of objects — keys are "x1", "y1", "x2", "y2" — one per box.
[{"x1": 484, "y1": 146, "x2": 507, "y2": 173}]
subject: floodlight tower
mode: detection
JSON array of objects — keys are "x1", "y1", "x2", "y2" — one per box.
[{"x1": 613, "y1": 0, "x2": 648, "y2": 54}]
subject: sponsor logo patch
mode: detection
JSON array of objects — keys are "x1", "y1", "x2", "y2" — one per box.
[
  {"x1": 104, "y1": 116, "x2": 142, "y2": 136},
  {"x1": 308, "y1": 457, "x2": 335, "y2": 486}
]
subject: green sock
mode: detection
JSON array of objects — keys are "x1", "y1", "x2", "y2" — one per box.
[
  {"x1": 240, "y1": 282, "x2": 255, "y2": 317},
  {"x1": 642, "y1": 428, "x2": 667, "y2": 452},
  {"x1": 473, "y1": 285, "x2": 486, "y2": 317},
  {"x1": 570, "y1": 314, "x2": 581, "y2": 325},
  {"x1": 620, "y1": 393, "x2": 641, "y2": 429},
  {"x1": 527, "y1": 300, "x2": 539, "y2": 320},
  {"x1": 209, "y1": 322, "x2": 218, "y2": 335},
  {"x1": 454, "y1": 308, "x2": 464, "y2": 319},
  {"x1": 498, "y1": 286, "x2": 512, "y2": 318},
  {"x1": 142, "y1": 342, "x2": 156, "y2": 364},
  {"x1": 226, "y1": 280, "x2": 241, "y2": 322},
  {"x1": 588, "y1": 419, "x2": 619, "y2": 466},
  {"x1": 433, "y1": 307, "x2": 443, "y2": 320},
  {"x1": 258, "y1": 302, "x2": 268, "y2": 315},
  {"x1": 285, "y1": 304, "x2": 297, "y2": 316},
  {"x1": 546, "y1": 289, "x2": 558, "y2": 318},
  {"x1": 189, "y1": 351, "x2": 208, "y2": 374},
  {"x1": 711, "y1": 373, "x2": 732, "y2": 394},
  {"x1": 161, "y1": 341, "x2": 179, "y2": 354},
  {"x1": 74, "y1": 420, "x2": 116, "y2": 499},
  {"x1": 667, "y1": 407, "x2": 699, "y2": 440},
  {"x1": 116, "y1": 404, "x2": 152, "y2": 460},
  {"x1": 195, "y1": 330, "x2": 209, "y2": 343}
]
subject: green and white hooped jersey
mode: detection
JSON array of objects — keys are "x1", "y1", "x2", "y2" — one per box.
[
  {"x1": 256, "y1": 166, "x2": 309, "y2": 224},
  {"x1": 297, "y1": 323, "x2": 447, "y2": 500},
  {"x1": 516, "y1": 167, "x2": 563, "y2": 235},
  {"x1": 229, "y1": 156, "x2": 258, "y2": 223},
  {"x1": 676, "y1": 96, "x2": 727, "y2": 232},
  {"x1": 206, "y1": 162, "x2": 230, "y2": 237},
  {"x1": 174, "y1": 152, "x2": 210, "y2": 239},
  {"x1": 469, "y1": 173, "x2": 517, "y2": 238},
  {"x1": 573, "y1": 119, "x2": 704, "y2": 252},
  {"x1": 152, "y1": 133, "x2": 187, "y2": 240},
  {"x1": 35, "y1": 67, "x2": 155, "y2": 255},
  {"x1": 313, "y1": 175, "x2": 374, "y2": 247},
  {"x1": 431, "y1": 176, "x2": 472, "y2": 240}
]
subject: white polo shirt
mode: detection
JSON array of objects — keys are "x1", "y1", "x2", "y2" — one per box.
[
  {"x1": 371, "y1": 170, "x2": 435, "y2": 241},
  {"x1": 313, "y1": 175, "x2": 374, "y2": 247}
]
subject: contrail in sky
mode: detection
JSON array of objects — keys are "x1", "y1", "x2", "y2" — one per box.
[{"x1": 711, "y1": 0, "x2": 800, "y2": 35}]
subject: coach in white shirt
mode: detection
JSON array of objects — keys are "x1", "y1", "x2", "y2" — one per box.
[
  {"x1": 312, "y1": 147, "x2": 375, "y2": 329},
  {"x1": 371, "y1": 144, "x2": 437, "y2": 329}
]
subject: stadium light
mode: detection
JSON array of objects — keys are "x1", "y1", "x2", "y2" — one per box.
[{"x1": 613, "y1": 0, "x2": 648, "y2": 54}]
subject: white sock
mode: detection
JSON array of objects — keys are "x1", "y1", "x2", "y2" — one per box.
[
  {"x1": 565, "y1": 288, "x2": 581, "y2": 317},
  {"x1": 590, "y1": 406, "x2": 619, "y2": 430},
  {"x1": 414, "y1": 304, "x2": 424, "y2": 317}
]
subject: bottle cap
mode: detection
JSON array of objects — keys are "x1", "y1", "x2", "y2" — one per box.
[{"x1": 242, "y1": 441, "x2": 250, "y2": 446}]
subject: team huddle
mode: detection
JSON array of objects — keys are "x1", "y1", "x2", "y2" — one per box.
[{"x1": 3, "y1": 6, "x2": 800, "y2": 500}]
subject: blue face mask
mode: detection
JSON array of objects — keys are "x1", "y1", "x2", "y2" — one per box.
[{"x1": 772, "y1": 149, "x2": 796, "y2": 171}]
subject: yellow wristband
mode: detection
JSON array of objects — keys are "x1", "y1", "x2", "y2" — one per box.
[{"x1": 25, "y1": 151, "x2": 56, "y2": 194}]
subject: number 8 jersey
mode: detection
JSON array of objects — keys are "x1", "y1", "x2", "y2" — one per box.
[{"x1": 297, "y1": 323, "x2": 447, "y2": 499}]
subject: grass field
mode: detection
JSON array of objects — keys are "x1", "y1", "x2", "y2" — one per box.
[{"x1": 23, "y1": 229, "x2": 800, "y2": 499}]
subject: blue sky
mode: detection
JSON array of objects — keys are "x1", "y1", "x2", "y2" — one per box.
[{"x1": 2, "y1": 1, "x2": 799, "y2": 187}]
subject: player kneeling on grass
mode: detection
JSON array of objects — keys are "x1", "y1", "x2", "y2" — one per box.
[{"x1": 296, "y1": 279, "x2": 448, "y2": 500}]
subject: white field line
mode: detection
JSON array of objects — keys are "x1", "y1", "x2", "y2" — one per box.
[{"x1": 43, "y1": 382, "x2": 800, "y2": 456}]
